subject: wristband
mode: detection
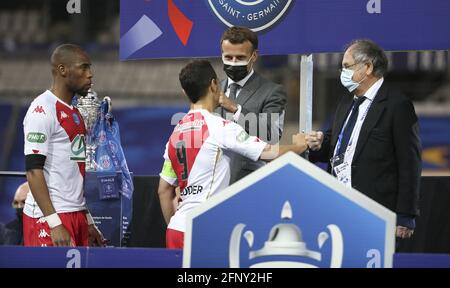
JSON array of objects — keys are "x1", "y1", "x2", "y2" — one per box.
[{"x1": 46, "y1": 213, "x2": 62, "y2": 229}]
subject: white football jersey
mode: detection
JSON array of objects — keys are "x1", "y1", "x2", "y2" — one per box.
[
  {"x1": 23, "y1": 90, "x2": 87, "y2": 218},
  {"x1": 160, "y1": 109, "x2": 267, "y2": 232}
]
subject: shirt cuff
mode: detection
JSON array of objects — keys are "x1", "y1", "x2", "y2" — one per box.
[
  {"x1": 232, "y1": 104, "x2": 242, "y2": 122},
  {"x1": 397, "y1": 214, "x2": 416, "y2": 229}
]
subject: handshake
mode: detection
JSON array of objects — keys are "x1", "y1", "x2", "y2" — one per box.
[
  {"x1": 261, "y1": 131, "x2": 322, "y2": 160},
  {"x1": 304, "y1": 131, "x2": 324, "y2": 151},
  {"x1": 291, "y1": 131, "x2": 324, "y2": 152}
]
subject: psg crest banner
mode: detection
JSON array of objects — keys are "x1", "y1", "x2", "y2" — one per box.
[{"x1": 120, "y1": 0, "x2": 450, "y2": 60}]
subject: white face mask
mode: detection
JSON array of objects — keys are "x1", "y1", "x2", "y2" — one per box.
[
  {"x1": 340, "y1": 67, "x2": 367, "y2": 93},
  {"x1": 340, "y1": 68, "x2": 359, "y2": 92}
]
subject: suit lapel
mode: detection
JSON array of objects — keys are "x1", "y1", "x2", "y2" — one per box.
[
  {"x1": 352, "y1": 84, "x2": 388, "y2": 162},
  {"x1": 221, "y1": 79, "x2": 227, "y2": 92},
  {"x1": 236, "y1": 73, "x2": 260, "y2": 106},
  {"x1": 331, "y1": 96, "x2": 354, "y2": 148}
]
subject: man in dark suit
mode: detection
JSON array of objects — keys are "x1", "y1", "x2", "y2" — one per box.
[
  {"x1": 0, "y1": 182, "x2": 29, "y2": 245},
  {"x1": 216, "y1": 26, "x2": 287, "y2": 184},
  {"x1": 306, "y1": 39, "x2": 421, "y2": 240}
]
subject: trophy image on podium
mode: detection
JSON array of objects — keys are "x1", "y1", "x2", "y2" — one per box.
[
  {"x1": 77, "y1": 89, "x2": 111, "y2": 171},
  {"x1": 228, "y1": 201, "x2": 344, "y2": 268}
]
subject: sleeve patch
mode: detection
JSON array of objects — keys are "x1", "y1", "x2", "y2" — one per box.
[
  {"x1": 236, "y1": 130, "x2": 250, "y2": 143},
  {"x1": 26, "y1": 132, "x2": 47, "y2": 143}
]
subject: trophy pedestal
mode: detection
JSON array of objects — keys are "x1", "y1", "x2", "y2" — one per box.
[{"x1": 84, "y1": 171, "x2": 133, "y2": 247}]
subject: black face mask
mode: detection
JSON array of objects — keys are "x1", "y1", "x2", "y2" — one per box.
[
  {"x1": 16, "y1": 208, "x2": 23, "y2": 223},
  {"x1": 223, "y1": 63, "x2": 249, "y2": 82}
]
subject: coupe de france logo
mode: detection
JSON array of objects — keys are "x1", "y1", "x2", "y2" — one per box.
[
  {"x1": 229, "y1": 201, "x2": 344, "y2": 268},
  {"x1": 206, "y1": 0, "x2": 293, "y2": 32}
]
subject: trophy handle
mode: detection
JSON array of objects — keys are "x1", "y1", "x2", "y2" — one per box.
[{"x1": 103, "y1": 96, "x2": 112, "y2": 113}]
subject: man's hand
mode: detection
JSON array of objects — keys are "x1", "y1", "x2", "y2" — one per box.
[
  {"x1": 396, "y1": 226, "x2": 414, "y2": 239},
  {"x1": 51, "y1": 225, "x2": 73, "y2": 247},
  {"x1": 219, "y1": 91, "x2": 238, "y2": 113},
  {"x1": 292, "y1": 133, "x2": 307, "y2": 152},
  {"x1": 305, "y1": 131, "x2": 324, "y2": 151},
  {"x1": 88, "y1": 224, "x2": 106, "y2": 247}
]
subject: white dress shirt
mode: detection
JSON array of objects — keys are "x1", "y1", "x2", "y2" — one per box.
[
  {"x1": 225, "y1": 69, "x2": 254, "y2": 121},
  {"x1": 333, "y1": 77, "x2": 384, "y2": 186}
]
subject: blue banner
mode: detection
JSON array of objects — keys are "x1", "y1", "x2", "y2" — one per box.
[
  {"x1": 0, "y1": 246, "x2": 182, "y2": 268},
  {"x1": 1, "y1": 246, "x2": 448, "y2": 268},
  {"x1": 120, "y1": 0, "x2": 450, "y2": 60}
]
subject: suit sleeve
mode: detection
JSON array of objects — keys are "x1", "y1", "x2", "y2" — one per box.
[
  {"x1": 237, "y1": 83, "x2": 287, "y2": 145},
  {"x1": 392, "y1": 99, "x2": 421, "y2": 216}
]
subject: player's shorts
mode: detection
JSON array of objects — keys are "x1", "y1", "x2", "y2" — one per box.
[
  {"x1": 23, "y1": 210, "x2": 89, "y2": 247},
  {"x1": 166, "y1": 228, "x2": 184, "y2": 249}
]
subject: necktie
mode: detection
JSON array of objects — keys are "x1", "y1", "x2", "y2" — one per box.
[
  {"x1": 228, "y1": 83, "x2": 240, "y2": 101},
  {"x1": 337, "y1": 96, "x2": 366, "y2": 155}
]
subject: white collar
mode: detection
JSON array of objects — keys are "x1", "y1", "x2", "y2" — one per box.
[{"x1": 355, "y1": 77, "x2": 384, "y2": 101}]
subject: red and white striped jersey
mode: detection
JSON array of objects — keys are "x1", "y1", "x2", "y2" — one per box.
[
  {"x1": 160, "y1": 109, "x2": 266, "y2": 232},
  {"x1": 23, "y1": 90, "x2": 87, "y2": 218}
]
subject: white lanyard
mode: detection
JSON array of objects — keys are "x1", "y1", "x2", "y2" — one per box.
[
  {"x1": 332, "y1": 100, "x2": 372, "y2": 186},
  {"x1": 342, "y1": 99, "x2": 372, "y2": 159}
]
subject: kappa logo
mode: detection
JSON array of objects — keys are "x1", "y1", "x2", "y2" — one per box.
[
  {"x1": 38, "y1": 229, "x2": 50, "y2": 238},
  {"x1": 33, "y1": 105, "x2": 46, "y2": 114},
  {"x1": 206, "y1": 0, "x2": 293, "y2": 32},
  {"x1": 60, "y1": 111, "x2": 69, "y2": 120},
  {"x1": 36, "y1": 217, "x2": 46, "y2": 224}
]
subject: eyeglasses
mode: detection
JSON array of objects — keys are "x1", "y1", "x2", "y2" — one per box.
[{"x1": 339, "y1": 62, "x2": 360, "y2": 73}]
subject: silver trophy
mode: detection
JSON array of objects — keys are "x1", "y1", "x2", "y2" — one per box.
[{"x1": 77, "y1": 89, "x2": 111, "y2": 171}]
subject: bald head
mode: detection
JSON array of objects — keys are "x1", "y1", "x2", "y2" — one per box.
[
  {"x1": 51, "y1": 44, "x2": 88, "y2": 76},
  {"x1": 13, "y1": 182, "x2": 29, "y2": 209},
  {"x1": 50, "y1": 43, "x2": 93, "y2": 97}
]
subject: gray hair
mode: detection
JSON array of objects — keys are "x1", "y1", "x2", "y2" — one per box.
[{"x1": 345, "y1": 39, "x2": 388, "y2": 78}]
